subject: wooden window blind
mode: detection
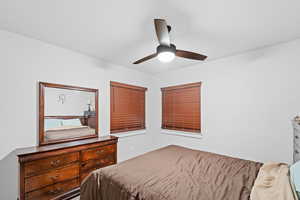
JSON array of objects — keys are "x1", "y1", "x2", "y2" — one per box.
[
  {"x1": 110, "y1": 81, "x2": 147, "y2": 133},
  {"x1": 161, "y1": 82, "x2": 201, "y2": 133}
]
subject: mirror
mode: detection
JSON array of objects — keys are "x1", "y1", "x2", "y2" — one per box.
[{"x1": 39, "y1": 82, "x2": 98, "y2": 146}]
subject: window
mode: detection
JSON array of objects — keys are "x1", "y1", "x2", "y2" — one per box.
[
  {"x1": 161, "y1": 82, "x2": 201, "y2": 133},
  {"x1": 110, "y1": 81, "x2": 147, "y2": 133}
]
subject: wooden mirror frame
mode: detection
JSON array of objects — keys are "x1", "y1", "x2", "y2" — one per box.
[{"x1": 39, "y1": 82, "x2": 99, "y2": 146}]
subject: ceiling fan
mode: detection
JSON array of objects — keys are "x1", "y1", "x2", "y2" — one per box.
[{"x1": 133, "y1": 19, "x2": 207, "y2": 64}]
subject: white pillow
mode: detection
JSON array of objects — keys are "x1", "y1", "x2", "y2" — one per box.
[
  {"x1": 44, "y1": 119, "x2": 62, "y2": 131},
  {"x1": 63, "y1": 118, "x2": 82, "y2": 127}
]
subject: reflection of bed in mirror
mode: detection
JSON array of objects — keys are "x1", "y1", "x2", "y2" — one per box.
[
  {"x1": 39, "y1": 82, "x2": 99, "y2": 145},
  {"x1": 44, "y1": 115, "x2": 96, "y2": 142}
]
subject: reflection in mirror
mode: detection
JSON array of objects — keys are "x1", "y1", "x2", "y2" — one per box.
[{"x1": 39, "y1": 82, "x2": 98, "y2": 145}]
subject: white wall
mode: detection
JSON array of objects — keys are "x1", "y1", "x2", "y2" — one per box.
[
  {"x1": 45, "y1": 87, "x2": 95, "y2": 116},
  {"x1": 152, "y1": 39, "x2": 300, "y2": 165},
  {"x1": 0, "y1": 30, "x2": 156, "y2": 199}
]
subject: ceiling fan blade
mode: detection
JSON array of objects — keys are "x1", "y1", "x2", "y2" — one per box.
[
  {"x1": 154, "y1": 19, "x2": 170, "y2": 46},
  {"x1": 176, "y1": 50, "x2": 207, "y2": 61},
  {"x1": 133, "y1": 53, "x2": 157, "y2": 64}
]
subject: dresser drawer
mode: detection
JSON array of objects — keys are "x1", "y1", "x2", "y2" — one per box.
[
  {"x1": 81, "y1": 154, "x2": 115, "y2": 172},
  {"x1": 81, "y1": 144, "x2": 116, "y2": 161},
  {"x1": 81, "y1": 171, "x2": 92, "y2": 182},
  {"x1": 80, "y1": 159, "x2": 115, "y2": 183},
  {"x1": 24, "y1": 152, "x2": 79, "y2": 177},
  {"x1": 25, "y1": 178, "x2": 79, "y2": 200},
  {"x1": 25, "y1": 163, "x2": 79, "y2": 193},
  {"x1": 80, "y1": 154, "x2": 116, "y2": 182}
]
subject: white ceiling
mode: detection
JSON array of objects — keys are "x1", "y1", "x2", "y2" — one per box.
[{"x1": 0, "y1": 0, "x2": 300, "y2": 74}]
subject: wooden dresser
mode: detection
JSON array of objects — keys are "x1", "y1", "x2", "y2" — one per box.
[{"x1": 16, "y1": 136, "x2": 118, "y2": 200}]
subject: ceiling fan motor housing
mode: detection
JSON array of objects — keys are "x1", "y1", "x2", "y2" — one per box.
[{"x1": 157, "y1": 44, "x2": 176, "y2": 54}]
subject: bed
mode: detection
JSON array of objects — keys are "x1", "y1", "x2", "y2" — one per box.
[
  {"x1": 80, "y1": 145, "x2": 262, "y2": 200},
  {"x1": 44, "y1": 116, "x2": 95, "y2": 141},
  {"x1": 44, "y1": 125, "x2": 95, "y2": 141}
]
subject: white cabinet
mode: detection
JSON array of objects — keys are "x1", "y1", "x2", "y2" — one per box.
[{"x1": 293, "y1": 120, "x2": 300, "y2": 163}]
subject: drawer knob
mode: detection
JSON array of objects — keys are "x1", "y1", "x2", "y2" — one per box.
[
  {"x1": 97, "y1": 159, "x2": 105, "y2": 165},
  {"x1": 50, "y1": 160, "x2": 61, "y2": 167},
  {"x1": 49, "y1": 174, "x2": 60, "y2": 181},
  {"x1": 96, "y1": 150, "x2": 105, "y2": 154},
  {"x1": 48, "y1": 188, "x2": 63, "y2": 195}
]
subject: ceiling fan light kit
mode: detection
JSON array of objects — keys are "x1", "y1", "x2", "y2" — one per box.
[
  {"x1": 157, "y1": 44, "x2": 176, "y2": 63},
  {"x1": 133, "y1": 19, "x2": 207, "y2": 64}
]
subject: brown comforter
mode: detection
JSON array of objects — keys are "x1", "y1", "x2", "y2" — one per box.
[{"x1": 81, "y1": 145, "x2": 262, "y2": 200}]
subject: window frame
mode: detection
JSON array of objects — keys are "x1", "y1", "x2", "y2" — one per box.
[
  {"x1": 161, "y1": 82, "x2": 201, "y2": 133},
  {"x1": 110, "y1": 81, "x2": 147, "y2": 134}
]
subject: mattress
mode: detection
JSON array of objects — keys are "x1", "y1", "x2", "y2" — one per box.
[{"x1": 44, "y1": 126, "x2": 94, "y2": 141}]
